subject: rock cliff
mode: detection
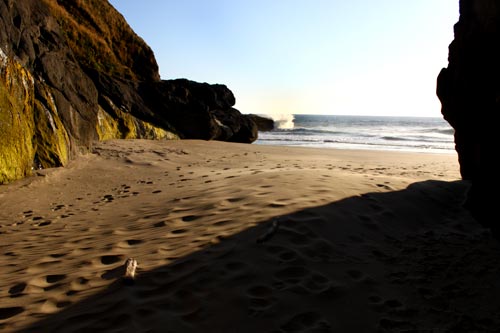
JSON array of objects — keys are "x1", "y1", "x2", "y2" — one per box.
[
  {"x1": 437, "y1": 0, "x2": 499, "y2": 228},
  {"x1": 248, "y1": 114, "x2": 274, "y2": 132},
  {"x1": 0, "y1": 0, "x2": 256, "y2": 184}
]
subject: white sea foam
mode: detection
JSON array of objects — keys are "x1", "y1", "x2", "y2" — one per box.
[
  {"x1": 256, "y1": 115, "x2": 455, "y2": 153},
  {"x1": 270, "y1": 113, "x2": 295, "y2": 129}
]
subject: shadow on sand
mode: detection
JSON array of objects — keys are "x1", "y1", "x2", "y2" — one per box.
[{"x1": 17, "y1": 180, "x2": 500, "y2": 332}]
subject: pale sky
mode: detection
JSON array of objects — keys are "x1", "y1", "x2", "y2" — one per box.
[{"x1": 109, "y1": 1, "x2": 459, "y2": 117}]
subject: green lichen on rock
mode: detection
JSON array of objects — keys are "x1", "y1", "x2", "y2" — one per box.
[
  {"x1": 0, "y1": 48, "x2": 71, "y2": 183},
  {"x1": 140, "y1": 121, "x2": 179, "y2": 140},
  {"x1": 33, "y1": 84, "x2": 70, "y2": 168},
  {"x1": 0, "y1": 0, "x2": 254, "y2": 185},
  {"x1": 96, "y1": 106, "x2": 121, "y2": 140},
  {"x1": 96, "y1": 104, "x2": 179, "y2": 141},
  {"x1": 0, "y1": 51, "x2": 35, "y2": 184}
]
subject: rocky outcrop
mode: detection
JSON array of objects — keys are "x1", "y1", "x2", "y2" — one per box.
[
  {"x1": 0, "y1": 0, "x2": 257, "y2": 184},
  {"x1": 248, "y1": 114, "x2": 274, "y2": 132},
  {"x1": 437, "y1": 0, "x2": 499, "y2": 228},
  {"x1": 0, "y1": 49, "x2": 36, "y2": 183},
  {"x1": 138, "y1": 78, "x2": 257, "y2": 142}
]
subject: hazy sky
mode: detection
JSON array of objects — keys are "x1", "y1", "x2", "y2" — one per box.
[{"x1": 109, "y1": 1, "x2": 459, "y2": 117}]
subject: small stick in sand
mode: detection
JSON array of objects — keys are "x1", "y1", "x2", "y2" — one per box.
[
  {"x1": 256, "y1": 218, "x2": 280, "y2": 244},
  {"x1": 123, "y1": 258, "x2": 138, "y2": 284}
]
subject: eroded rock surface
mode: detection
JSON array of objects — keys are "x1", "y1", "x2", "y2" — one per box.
[{"x1": 0, "y1": 0, "x2": 256, "y2": 183}]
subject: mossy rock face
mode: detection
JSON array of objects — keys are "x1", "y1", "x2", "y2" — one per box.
[
  {"x1": 0, "y1": 0, "x2": 255, "y2": 184},
  {"x1": 0, "y1": 49, "x2": 71, "y2": 183},
  {"x1": 0, "y1": 51, "x2": 35, "y2": 184},
  {"x1": 34, "y1": 101, "x2": 70, "y2": 168},
  {"x1": 139, "y1": 121, "x2": 179, "y2": 141},
  {"x1": 96, "y1": 102, "x2": 179, "y2": 141}
]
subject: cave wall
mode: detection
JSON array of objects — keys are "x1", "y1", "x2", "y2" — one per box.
[{"x1": 437, "y1": 0, "x2": 500, "y2": 225}]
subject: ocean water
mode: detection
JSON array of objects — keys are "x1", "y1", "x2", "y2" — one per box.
[{"x1": 255, "y1": 114, "x2": 455, "y2": 153}]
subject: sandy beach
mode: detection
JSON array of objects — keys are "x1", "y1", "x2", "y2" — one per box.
[{"x1": 1, "y1": 139, "x2": 499, "y2": 332}]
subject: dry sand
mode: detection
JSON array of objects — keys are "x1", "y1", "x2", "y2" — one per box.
[{"x1": 1, "y1": 139, "x2": 499, "y2": 332}]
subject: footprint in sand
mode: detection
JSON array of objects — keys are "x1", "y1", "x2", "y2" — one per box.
[
  {"x1": 275, "y1": 266, "x2": 309, "y2": 282},
  {"x1": 285, "y1": 230, "x2": 310, "y2": 246},
  {"x1": 101, "y1": 255, "x2": 123, "y2": 265},
  {"x1": 153, "y1": 221, "x2": 167, "y2": 228},
  {"x1": 26, "y1": 260, "x2": 61, "y2": 274},
  {"x1": 359, "y1": 216, "x2": 379, "y2": 231},
  {"x1": 164, "y1": 289, "x2": 202, "y2": 320},
  {"x1": 0, "y1": 307, "x2": 24, "y2": 320},
  {"x1": 68, "y1": 277, "x2": 89, "y2": 294},
  {"x1": 272, "y1": 264, "x2": 333, "y2": 293},
  {"x1": 279, "y1": 311, "x2": 331, "y2": 332},
  {"x1": 302, "y1": 273, "x2": 333, "y2": 294},
  {"x1": 378, "y1": 318, "x2": 413, "y2": 331},
  {"x1": 247, "y1": 285, "x2": 274, "y2": 298},
  {"x1": 28, "y1": 273, "x2": 66, "y2": 293},
  {"x1": 171, "y1": 228, "x2": 188, "y2": 235},
  {"x1": 378, "y1": 210, "x2": 396, "y2": 219},
  {"x1": 388, "y1": 271, "x2": 409, "y2": 284},
  {"x1": 46, "y1": 274, "x2": 66, "y2": 284},
  {"x1": 376, "y1": 184, "x2": 393, "y2": 190},
  {"x1": 38, "y1": 221, "x2": 52, "y2": 227},
  {"x1": 23, "y1": 210, "x2": 33, "y2": 218},
  {"x1": 8, "y1": 282, "x2": 27, "y2": 297},
  {"x1": 301, "y1": 238, "x2": 339, "y2": 261},
  {"x1": 227, "y1": 197, "x2": 244, "y2": 203},
  {"x1": 51, "y1": 204, "x2": 66, "y2": 212},
  {"x1": 212, "y1": 220, "x2": 232, "y2": 227},
  {"x1": 126, "y1": 239, "x2": 143, "y2": 246},
  {"x1": 267, "y1": 246, "x2": 300, "y2": 263},
  {"x1": 181, "y1": 215, "x2": 200, "y2": 223},
  {"x1": 246, "y1": 285, "x2": 276, "y2": 316},
  {"x1": 102, "y1": 194, "x2": 114, "y2": 202},
  {"x1": 268, "y1": 202, "x2": 286, "y2": 208}
]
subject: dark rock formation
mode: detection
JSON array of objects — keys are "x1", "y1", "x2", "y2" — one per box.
[
  {"x1": 0, "y1": 0, "x2": 257, "y2": 184},
  {"x1": 248, "y1": 114, "x2": 275, "y2": 132},
  {"x1": 437, "y1": 0, "x2": 499, "y2": 228},
  {"x1": 139, "y1": 79, "x2": 257, "y2": 142}
]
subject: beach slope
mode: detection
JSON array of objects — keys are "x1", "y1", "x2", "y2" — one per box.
[{"x1": 1, "y1": 140, "x2": 499, "y2": 332}]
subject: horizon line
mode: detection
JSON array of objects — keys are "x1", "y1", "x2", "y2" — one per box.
[{"x1": 246, "y1": 113, "x2": 445, "y2": 119}]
